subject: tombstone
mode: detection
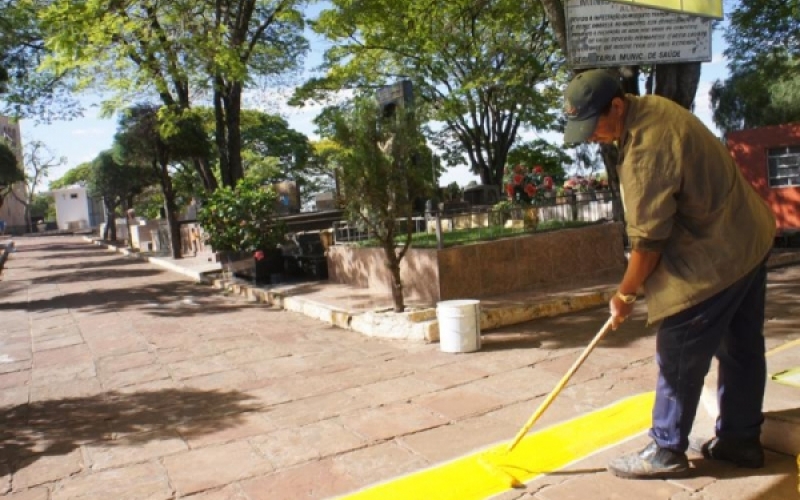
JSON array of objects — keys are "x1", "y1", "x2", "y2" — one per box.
[{"x1": 463, "y1": 184, "x2": 501, "y2": 206}]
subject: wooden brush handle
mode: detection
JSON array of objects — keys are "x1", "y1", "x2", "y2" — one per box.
[{"x1": 506, "y1": 316, "x2": 614, "y2": 452}]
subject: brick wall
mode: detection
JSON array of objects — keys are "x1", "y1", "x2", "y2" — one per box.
[
  {"x1": 326, "y1": 222, "x2": 626, "y2": 303},
  {"x1": 727, "y1": 123, "x2": 800, "y2": 232}
]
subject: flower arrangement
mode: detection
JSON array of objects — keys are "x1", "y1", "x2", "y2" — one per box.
[
  {"x1": 564, "y1": 176, "x2": 590, "y2": 192},
  {"x1": 503, "y1": 164, "x2": 555, "y2": 205}
]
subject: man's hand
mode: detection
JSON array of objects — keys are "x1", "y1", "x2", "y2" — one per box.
[{"x1": 609, "y1": 294, "x2": 635, "y2": 330}]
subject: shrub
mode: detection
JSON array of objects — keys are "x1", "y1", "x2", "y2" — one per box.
[{"x1": 198, "y1": 178, "x2": 286, "y2": 253}]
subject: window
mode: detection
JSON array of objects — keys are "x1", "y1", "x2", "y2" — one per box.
[
  {"x1": 70, "y1": 193, "x2": 78, "y2": 199},
  {"x1": 768, "y1": 145, "x2": 800, "y2": 187}
]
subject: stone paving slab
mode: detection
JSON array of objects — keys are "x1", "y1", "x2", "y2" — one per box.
[{"x1": 0, "y1": 235, "x2": 797, "y2": 500}]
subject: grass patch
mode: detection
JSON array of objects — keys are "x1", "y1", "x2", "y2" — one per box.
[{"x1": 354, "y1": 220, "x2": 596, "y2": 249}]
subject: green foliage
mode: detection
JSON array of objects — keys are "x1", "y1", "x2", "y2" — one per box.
[
  {"x1": 29, "y1": 193, "x2": 53, "y2": 220},
  {"x1": 40, "y1": 0, "x2": 307, "y2": 186},
  {"x1": 197, "y1": 178, "x2": 286, "y2": 253},
  {"x1": 89, "y1": 150, "x2": 154, "y2": 207},
  {"x1": 711, "y1": 59, "x2": 800, "y2": 134},
  {"x1": 710, "y1": 0, "x2": 800, "y2": 133},
  {"x1": 356, "y1": 220, "x2": 593, "y2": 248},
  {"x1": 49, "y1": 162, "x2": 92, "y2": 189},
  {"x1": 239, "y1": 110, "x2": 311, "y2": 182},
  {"x1": 334, "y1": 97, "x2": 434, "y2": 238},
  {"x1": 0, "y1": 140, "x2": 22, "y2": 186},
  {"x1": 506, "y1": 139, "x2": 569, "y2": 183},
  {"x1": 724, "y1": 0, "x2": 799, "y2": 74},
  {"x1": 0, "y1": 0, "x2": 83, "y2": 121},
  {"x1": 295, "y1": 0, "x2": 564, "y2": 187},
  {"x1": 443, "y1": 182, "x2": 462, "y2": 201}
]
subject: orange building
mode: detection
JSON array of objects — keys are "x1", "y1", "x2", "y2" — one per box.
[{"x1": 727, "y1": 123, "x2": 800, "y2": 235}]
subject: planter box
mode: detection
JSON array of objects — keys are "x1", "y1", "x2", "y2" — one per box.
[{"x1": 327, "y1": 222, "x2": 626, "y2": 303}]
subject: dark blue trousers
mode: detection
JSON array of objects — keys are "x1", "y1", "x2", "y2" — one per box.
[{"x1": 649, "y1": 260, "x2": 768, "y2": 452}]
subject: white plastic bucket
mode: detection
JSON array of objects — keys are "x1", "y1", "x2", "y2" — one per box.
[{"x1": 436, "y1": 299, "x2": 481, "y2": 353}]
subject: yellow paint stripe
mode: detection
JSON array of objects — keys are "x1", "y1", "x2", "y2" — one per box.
[
  {"x1": 339, "y1": 392, "x2": 655, "y2": 500},
  {"x1": 767, "y1": 338, "x2": 800, "y2": 358}
]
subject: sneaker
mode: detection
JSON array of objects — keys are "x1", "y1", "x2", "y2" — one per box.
[
  {"x1": 701, "y1": 437, "x2": 764, "y2": 468},
  {"x1": 608, "y1": 441, "x2": 690, "y2": 479}
]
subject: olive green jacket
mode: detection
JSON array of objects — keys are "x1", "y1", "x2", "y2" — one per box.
[{"x1": 618, "y1": 95, "x2": 775, "y2": 324}]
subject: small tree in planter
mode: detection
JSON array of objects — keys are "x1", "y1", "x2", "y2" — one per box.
[
  {"x1": 333, "y1": 96, "x2": 434, "y2": 313},
  {"x1": 198, "y1": 178, "x2": 286, "y2": 282}
]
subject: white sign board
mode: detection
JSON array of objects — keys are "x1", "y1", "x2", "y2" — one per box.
[{"x1": 566, "y1": 0, "x2": 712, "y2": 68}]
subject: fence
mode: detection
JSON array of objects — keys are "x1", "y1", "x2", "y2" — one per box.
[{"x1": 332, "y1": 193, "x2": 617, "y2": 246}]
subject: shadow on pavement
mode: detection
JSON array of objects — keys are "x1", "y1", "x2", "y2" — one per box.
[
  {"x1": 26, "y1": 268, "x2": 166, "y2": 285},
  {"x1": 42, "y1": 258, "x2": 143, "y2": 272},
  {"x1": 14, "y1": 243, "x2": 109, "y2": 255},
  {"x1": 483, "y1": 306, "x2": 652, "y2": 350},
  {"x1": 0, "y1": 388, "x2": 262, "y2": 475},
  {"x1": 0, "y1": 281, "x2": 277, "y2": 317}
]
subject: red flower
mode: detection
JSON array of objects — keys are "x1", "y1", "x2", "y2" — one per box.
[
  {"x1": 512, "y1": 174, "x2": 524, "y2": 185},
  {"x1": 544, "y1": 176, "x2": 554, "y2": 188},
  {"x1": 533, "y1": 165, "x2": 544, "y2": 174},
  {"x1": 524, "y1": 183, "x2": 537, "y2": 197},
  {"x1": 505, "y1": 184, "x2": 515, "y2": 197},
  {"x1": 254, "y1": 250, "x2": 265, "y2": 261}
]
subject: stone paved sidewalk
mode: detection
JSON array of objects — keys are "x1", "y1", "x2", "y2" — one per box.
[{"x1": 0, "y1": 235, "x2": 797, "y2": 500}]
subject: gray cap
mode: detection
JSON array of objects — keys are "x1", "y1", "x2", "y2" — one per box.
[{"x1": 563, "y1": 70, "x2": 622, "y2": 144}]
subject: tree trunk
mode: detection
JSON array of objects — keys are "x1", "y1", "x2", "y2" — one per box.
[
  {"x1": 381, "y1": 222, "x2": 405, "y2": 313},
  {"x1": 193, "y1": 158, "x2": 218, "y2": 192},
  {"x1": 213, "y1": 83, "x2": 233, "y2": 188},
  {"x1": 103, "y1": 199, "x2": 117, "y2": 241},
  {"x1": 384, "y1": 245, "x2": 405, "y2": 313},
  {"x1": 226, "y1": 82, "x2": 245, "y2": 184},
  {"x1": 155, "y1": 156, "x2": 183, "y2": 260},
  {"x1": 652, "y1": 63, "x2": 702, "y2": 110},
  {"x1": 24, "y1": 201, "x2": 32, "y2": 234}
]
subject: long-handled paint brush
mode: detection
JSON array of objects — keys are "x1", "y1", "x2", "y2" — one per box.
[{"x1": 478, "y1": 316, "x2": 615, "y2": 487}]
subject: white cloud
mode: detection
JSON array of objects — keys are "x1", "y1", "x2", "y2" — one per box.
[
  {"x1": 70, "y1": 127, "x2": 108, "y2": 137},
  {"x1": 710, "y1": 52, "x2": 727, "y2": 65},
  {"x1": 693, "y1": 80, "x2": 720, "y2": 135}
]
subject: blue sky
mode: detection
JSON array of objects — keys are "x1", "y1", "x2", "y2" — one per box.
[{"x1": 20, "y1": 8, "x2": 729, "y2": 190}]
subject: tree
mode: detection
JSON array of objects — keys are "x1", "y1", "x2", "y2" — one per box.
[
  {"x1": 41, "y1": 0, "x2": 308, "y2": 190},
  {"x1": 0, "y1": 0, "x2": 83, "y2": 121},
  {"x1": 114, "y1": 104, "x2": 209, "y2": 259},
  {"x1": 334, "y1": 96, "x2": 434, "y2": 312},
  {"x1": 205, "y1": 0, "x2": 308, "y2": 187},
  {"x1": 41, "y1": 0, "x2": 221, "y2": 191},
  {"x1": 0, "y1": 140, "x2": 22, "y2": 185},
  {"x1": 11, "y1": 141, "x2": 65, "y2": 232},
  {"x1": 49, "y1": 162, "x2": 92, "y2": 190},
  {"x1": 710, "y1": 0, "x2": 800, "y2": 134},
  {"x1": 710, "y1": 62, "x2": 800, "y2": 135},
  {"x1": 89, "y1": 149, "x2": 155, "y2": 242},
  {"x1": 293, "y1": 0, "x2": 563, "y2": 188},
  {"x1": 506, "y1": 138, "x2": 569, "y2": 183},
  {"x1": 306, "y1": 138, "x2": 347, "y2": 205},
  {"x1": 238, "y1": 110, "x2": 312, "y2": 203},
  {"x1": 0, "y1": 140, "x2": 24, "y2": 209}
]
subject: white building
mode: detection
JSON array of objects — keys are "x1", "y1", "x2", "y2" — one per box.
[{"x1": 52, "y1": 185, "x2": 92, "y2": 231}]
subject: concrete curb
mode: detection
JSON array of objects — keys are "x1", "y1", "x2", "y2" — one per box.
[
  {"x1": 85, "y1": 237, "x2": 209, "y2": 282},
  {"x1": 0, "y1": 241, "x2": 12, "y2": 275},
  {"x1": 205, "y1": 274, "x2": 616, "y2": 343},
  {"x1": 89, "y1": 236, "x2": 800, "y2": 344},
  {"x1": 768, "y1": 251, "x2": 800, "y2": 269}
]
